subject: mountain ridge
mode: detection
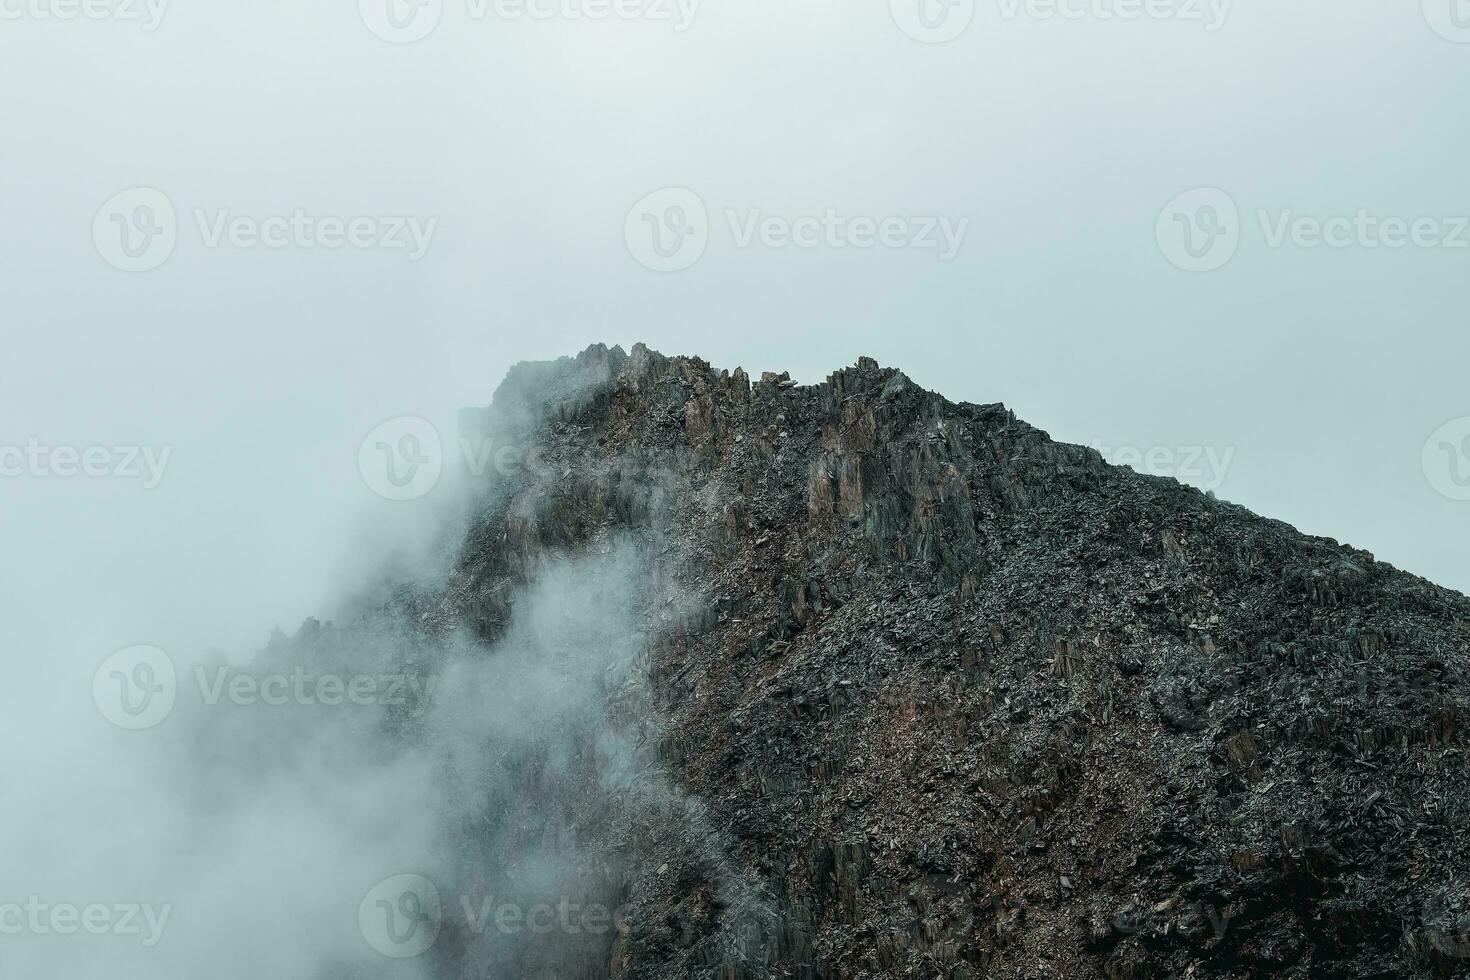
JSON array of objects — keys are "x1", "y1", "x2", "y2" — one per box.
[{"x1": 327, "y1": 342, "x2": 1470, "y2": 978}]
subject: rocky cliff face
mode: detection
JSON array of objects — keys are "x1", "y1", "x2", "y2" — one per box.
[{"x1": 350, "y1": 344, "x2": 1470, "y2": 979}]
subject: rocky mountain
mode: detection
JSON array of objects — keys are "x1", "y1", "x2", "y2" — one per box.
[{"x1": 329, "y1": 344, "x2": 1470, "y2": 979}]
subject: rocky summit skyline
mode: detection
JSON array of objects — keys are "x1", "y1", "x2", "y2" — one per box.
[{"x1": 272, "y1": 343, "x2": 1468, "y2": 979}]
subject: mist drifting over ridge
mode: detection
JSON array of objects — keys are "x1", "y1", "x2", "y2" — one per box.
[{"x1": 0, "y1": 351, "x2": 715, "y2": 979}]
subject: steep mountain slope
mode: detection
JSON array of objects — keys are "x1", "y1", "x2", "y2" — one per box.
[{"x1": 377, "y1": 344, "x2": 1470, "y2": 979}]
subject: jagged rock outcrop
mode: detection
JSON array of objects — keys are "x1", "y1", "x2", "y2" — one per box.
[{"x1": 369, "y1": 344, "x2": 1470, "y2": 979}]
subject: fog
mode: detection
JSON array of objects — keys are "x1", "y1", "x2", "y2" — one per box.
[
  {"x1": 3, "y1": 1, "x2": 1468, "y2": 973},
  {"x1": 3, "y1": 451, "x2": 690, "y2": 976}
]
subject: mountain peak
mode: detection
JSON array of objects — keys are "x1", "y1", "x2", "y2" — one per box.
[{"x1": 423, "y1": 346, "x2": 1470, "y2": 979}]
